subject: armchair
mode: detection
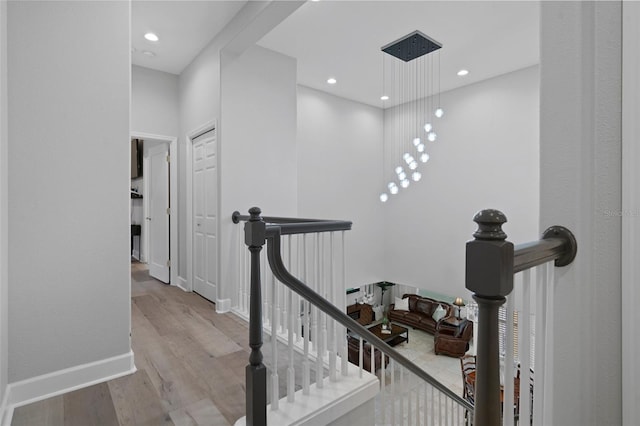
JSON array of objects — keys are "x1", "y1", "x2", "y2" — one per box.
[{"x1": 434, "y1": 319, "x2": 474, "y2": 357}]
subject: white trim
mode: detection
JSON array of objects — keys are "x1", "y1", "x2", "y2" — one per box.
[
  {"x1": 233, "y1": 363, "x2": 378, "y2": 426},
  {"x1": 177, "y1": 276, "x2": 188, "y2": 292},
  {"x1": 130, "y1": 132, "x2": 178, "y2": 287},
  {"x1": 0, "y1": 386, "x2": 9, "y2": 426},
  {"x1": 622, "y1": 2, "x2": 640, "y2": 424},
  {"x1": 186, "y1": 119, "x2": 218, "y2": 296},
  {"x1": 216, "y1": 298, "x2": 231, "y2": 313},
  {"x1": 1, "y1": 351, "x2": 135, "y2": 426}
]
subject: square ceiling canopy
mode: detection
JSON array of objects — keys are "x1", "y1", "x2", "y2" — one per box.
[{"x1": 381, "y1": 30, "x2": 442, "y2": 62}]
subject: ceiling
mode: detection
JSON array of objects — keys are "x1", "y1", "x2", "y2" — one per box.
[
  {"x1": 131, "y1": 1, "x2": 247, "y2": 75},
  {"x1": 132, "y1": 1, "x2": 539, "y2": 108}
]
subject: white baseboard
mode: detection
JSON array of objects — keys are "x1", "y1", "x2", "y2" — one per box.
[
  {"x1": 216, "y1": 298, "x2": 231, "y2": 313},
  {"x1": 177, "y1": 276, "x2": 189, "y2": 292},
  {"x1": 132, "y1": 250, "x2": 140, "y2": 261},
  {"x1": 0, "y1": 385, "x2": 10, "y2": 426},
  {"x1": 1, "y1": 350, "x2": 135, "y2": 425}
]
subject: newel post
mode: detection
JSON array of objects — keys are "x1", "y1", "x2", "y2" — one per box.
[
  {"x1": 244, "y1": 207, "x2": 267, "y2": 426},
  {"x1": 466, "y1": 209, "x2": 514, "y2": 426}
]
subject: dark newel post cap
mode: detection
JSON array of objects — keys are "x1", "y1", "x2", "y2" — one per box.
[
  {"x1": 466, "y1": 209, "x2": 514, "y2": 297},
  {"x1": 245, "y1": 207, "x2": 266, "y2": 247},
  {"x1": 473, "y1": 209, "x2": 508, "y2": 241}
]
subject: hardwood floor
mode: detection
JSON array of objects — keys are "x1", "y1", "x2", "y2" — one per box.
[{"x1": 12, "y1": 262, "x2": 253, "y2": 426}]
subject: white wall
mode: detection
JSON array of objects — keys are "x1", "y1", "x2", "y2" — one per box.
[
  {"x1": 383, "y1": 66, "x2": 540, "y2": 299},
  {"x1": 297, "y1": 86, "x2": 385, "y2": 287},
  {"x1": 540, "y1": 2, "x2": 621, "y2": 424},
  {"x1": 7, "y1": 0, "x2": 131, "y2": 382},
  {"x1": 0, "y1": 0, "x2": 8, "y2": 410},
  {"x1": 220, "y1": 45, "x2": 298, "y2": 303},
  {"x1": 178, "y1": 38, "x2": 222, "y2": 280},
  {"x1": 622, "y1": 3, "x2": 640, "y2": 423},
  {"x1": 131, "y1": 65, "x2": 179, "y2": 137}
]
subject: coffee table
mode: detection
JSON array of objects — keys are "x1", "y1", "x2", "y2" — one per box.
[{"x1": 367, "y1": 322, "x2": 409, "y2": 347}]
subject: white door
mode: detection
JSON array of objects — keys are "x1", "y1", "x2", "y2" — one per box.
[
  {"x1": 192, "y1": 131, "x2": 218, "y2": 302},
  {"x1": 148, "y1": 143, "x2": 170, "y2": 283}
]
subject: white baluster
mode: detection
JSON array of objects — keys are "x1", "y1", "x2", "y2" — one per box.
[
  {"x1": 370, "y1": 343, "x2": 375, "y2": 374},
  {"x1": 358, "y1": 337, "x2": 364, "y2": 378},
  {"x1": 303, "y1": 297, "x2": 310, "y2": 395},
  {"x1": 315, "y1": 234, "x2": 323, "y2": 388},
  {"x1": 241, "y1": 235, "x2": 247, "y2": 314},
  {"x1": 534, "y1": 263, "x2": 547, "y2": 426},
  {"x1": 519, "y1": 269, "x2": 532, "y2": 424},
  {"x1": 429, "y1": 383, "x2": 434, "y2": 426},
  {"x1": 270, "y1": 270, "x2": 279, "y2": 411},
  {"x1": 504, "y1": 291, "x2": 516, "y2": 426},
  {"x1": 287, "y1": 286, "x2": 295, "y2": 402},
  {"x1": 381, "y1": 353, "x2": 386, "y2": 423},
  {"x1": 399, "y1": 367, "x2": 404, "y2": 423},
  {"x1": 407, "y1": 371, "x2": 412, "y2": 425},
  {"x1": 542, "y1": 262, "x2": 555, "y2": 425},
  {"x1": 389, "y1": 359, "x2": 395, "y2": 424},
  {"x1": 341, "y1": 231, "x2": 349, "y2": 377},
  {"x1": 329, "y1": 232, "x2": 337, "y2": 382}
]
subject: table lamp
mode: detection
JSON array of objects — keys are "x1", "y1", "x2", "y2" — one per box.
[{"x1": 453, "y1": 297, "x2": 465, "y2": 320}]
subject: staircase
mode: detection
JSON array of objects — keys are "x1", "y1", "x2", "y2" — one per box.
[{"x1": 231, "y1": 207, "x2": 576, "y2": 426}]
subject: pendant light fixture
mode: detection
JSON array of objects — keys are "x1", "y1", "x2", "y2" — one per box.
[{"x1": 379, "y1": 31, "x2": 444, "y2": 203}]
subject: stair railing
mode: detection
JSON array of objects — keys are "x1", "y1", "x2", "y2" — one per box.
[
  {"x1": 466, "y1": 209, "x2": 577, "y2": 426},
  {"x1": 234, "y1": 207, "x2": 474, "y2": 426}
]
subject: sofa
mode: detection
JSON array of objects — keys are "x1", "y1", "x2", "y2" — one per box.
[
  {"x1": 347, "y1": 334, "x2": 389, "y2": 372},
  {"x1": 388, "y1": 294, "x2": 454, "y2": 334}
]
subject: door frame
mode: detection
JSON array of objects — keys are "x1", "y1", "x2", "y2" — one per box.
[
  {"x1": 622, "y1": 2, "x2": 639, "y2": 423},
  {"x1": 186, "y1": 119, "x2": 223, "y2": 308},
  {"x1": 131, "y1": 131, "x2": 178, "y2": 287}
]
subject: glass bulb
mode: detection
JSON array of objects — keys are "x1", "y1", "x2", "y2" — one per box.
[
  {"x1": 417, "y1": 144, "x2": 425, "y2": 153},
  {"x1": 390, "y1": 186, "x2": 399, "y2": 195},
  {"x1": 403, "y1": 152, "x2": 411, "y2": 160},
  {"x1": 435, "y1": 108, "x2": 444, "y2": 118},
  {"x1": 412, "y1": 172, "x2": 422, "y2": 182},
  {"x1": 413, "y1": 137, "x2": 421, "y2": 147},
  {"x1": 401, "y1": 179, "x2": 410, "y2": 188},
  {"x1": 380, "y1": 193, "x2": 389, "y2": 202},
  {"x1": 387, "y1": 182, "x2": 395, "y2": 189},
  {"x1": 420, "y1": 153, "x2": 430, "y2": 163},
  {"x1": 395, "y1": 166, "x2": 403, "y2": 174},
  {"x1": 398, "y1": 172, "x2": 406, "y2": 180},
  {"x1": 424, "y1": 123, "x2": 433, "y2": 132},
  {"x1": 428, "y1": 132, "x2": 437, "y2": 142},
  {"x1": 409, "y1": 161, "x2": 418, "y2": 170}
]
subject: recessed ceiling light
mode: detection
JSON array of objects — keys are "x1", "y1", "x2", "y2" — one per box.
[
  {"x1": 327, "y1": 77, "x2": 337, "y2": 85},
  {"x1": 381, "y1": 95, "x2": 389, "y2": 101},
  {"x1": 457, "y1": 69, "x2": 469, "y2": 76},
  {"x1": 143, "y1": 51, "x2": 156, "y2": 57},
  {"x1": 144, "y1": 32, "x2": 159, "y2": 42}
]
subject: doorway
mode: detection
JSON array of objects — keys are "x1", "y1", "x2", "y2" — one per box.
[
  {"x1": 186, "y1": 121, "x2": 219, "y2": 304},
  {"x1": 130, "y1": 132, "x2": 178, "y2": 286}
]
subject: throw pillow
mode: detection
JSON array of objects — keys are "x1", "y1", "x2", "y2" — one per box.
[
  {"x1": 432, "y1": 304, "x2": 447, "y2": 321},
  {"x1": 394, "y1": 296, "x2": 410, "y2": 311}
]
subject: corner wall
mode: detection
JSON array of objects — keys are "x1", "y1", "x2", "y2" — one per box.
[
  {"x1": 7, "y1": 0, "x2": 132, "y2": 389},
  {"x1": 220, "y1": 45, "x2": 298, "y2": 303},
  {"x1": 540, "y1": 2, "x2": 622, "y2": 424},
  {"x1": 0, "y1": 0, "x2": 8, "y2": 413}
]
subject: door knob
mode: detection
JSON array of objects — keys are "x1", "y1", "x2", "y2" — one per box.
[{"x1": 146, "y1": 217, "x2": 151, "y2": 221}]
